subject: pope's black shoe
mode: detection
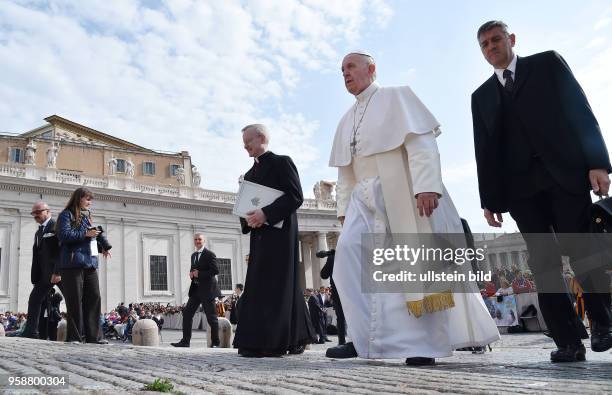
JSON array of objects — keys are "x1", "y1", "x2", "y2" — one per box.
[
  {"x1": 590, "y1": 323, "x2": 612, "y2": 352},
  {"x1": 550, "y1": 343, "x2": 586, "y2": 362},
  {"x1": 405, "y1": 357, "x2": 435, "y2": 366},
  {"x1": 171, "y1": 339, "x2": 190, "y2": 348},
  {"x1": 325, "y1": 342, "x2": 357, "y2": 358}
]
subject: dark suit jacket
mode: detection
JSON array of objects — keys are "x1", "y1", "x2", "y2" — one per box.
[
  {"x1": 32, "y1": 219, "x2": 60, "y2": 285},
  {"x1": 307, "y1": 294, "x2": 325, "y2": 324},
  {"x1": 188, "y1": 248, "x2": 220, "y2": 301},
  {"x1": 471, "y1": 51, "x2": 610, "y2": 213}
]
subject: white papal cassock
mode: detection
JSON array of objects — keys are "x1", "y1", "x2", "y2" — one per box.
[{"x1": 329, "y1": 81, "x2": 500, "y2": 359}]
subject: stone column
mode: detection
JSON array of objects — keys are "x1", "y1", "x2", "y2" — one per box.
[
  {"x1": 309, "y1": 238, "x2": 320, "y2": 289},
  {"x1": 317, "y1": 232, "x2": 329, "y2": 287},
  {"x1": 301, "y1": 235, "x2": 314, "y2": 289},
  {"x1": 17, "y1": 213, "x2": 37, "y2": 312},
  {"x1": 105, "y1": 218, "x2": 123, "y2": 312},
  {"x1": 123, "y1": 220, "x2": 139, "y2": 304},
  {"x1": 177, "y1": 225, "x2": 195, "y2": 305}
]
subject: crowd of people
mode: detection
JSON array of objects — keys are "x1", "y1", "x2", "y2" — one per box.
[{"x1": 480, "y1": 267, "x2": 536, "y2": 297}]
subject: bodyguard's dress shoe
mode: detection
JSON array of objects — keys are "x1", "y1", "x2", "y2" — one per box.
[
  {"x1": 405, "y1": 357, "x2": 435, "y2": 366},
  {"x1": 590, "y1": 323, "x2": 612, "y2": 352},
  {"x1": 325, "y1": 342, "x2": 357, "y2": 358},
  {"x1": 171, "y1": 340, "x2": 190, "y2": 348},
  {"x1": 287, "y1": 345, "x2": 305, "y2": 355},
  {"x1": 550, "y1": 343, "x2": 586, "y2": 362}
]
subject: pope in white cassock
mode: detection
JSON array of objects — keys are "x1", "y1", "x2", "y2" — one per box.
[{"x1": 326, "y1": 51, "x2": 500, "y2": 365}]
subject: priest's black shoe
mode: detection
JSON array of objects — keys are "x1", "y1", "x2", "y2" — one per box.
[
  {"x1": 325, "y1": 342, "x2": 357, "y2": 358},
  {"x1": 171, "y1": 340, "x2": 190, "y2": 348},
  {"x1": 238, "y1": 348, "x2": 264, "y2": 358},
  {"x1": 287, "y1": 345, "x2": 305, "y2": 355},
  {"x1": 550, "y1": 343, "x2": 586, "y2": 362},
  {"x1": 590, "y1": 323, "x2": 612, "y2": 352},
  {"x1": 405, "y1": 357, "x2": 435, "y2": 366}
]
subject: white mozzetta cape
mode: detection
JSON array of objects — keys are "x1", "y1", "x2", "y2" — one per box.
[{"x1": 329, "y1": 82, "x2": 441, "y2": 167}]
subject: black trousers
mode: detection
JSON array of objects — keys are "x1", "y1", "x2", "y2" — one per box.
[
  {"x1": 182, "y1": 294, "x2": 219, "y2": 345},
  {"x1": 509, "y1": 182, "x2": 612, "y2": 347},
  {"x1": 47, "y1": 320, "x2": 59, "y2": 341},
  {"x1": 22, "y1": 282, "x2": 54, "y2": 338},
  {"x1": 38, "y1": 310, "x2": 48, "y2": 340},
  {"x1": 60, "y1": 267, "x2": 102, "y2": 343}
]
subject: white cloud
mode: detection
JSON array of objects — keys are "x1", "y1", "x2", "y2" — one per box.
[
  {"x1": 594, "y1": 17, "x2": 611, "y2": 31},
  {"x1": 586, "y1": 36, "x2": 607, "y2": 49},
  {"x1": 0, "y1": 0, "x2": 392, "y2": 193},
  {"x1": 577, "y1": 46, "x2": 612, "y2": 149},
  {"x1": 441, "y1": 160, "x2": 477, "y2": 185}
]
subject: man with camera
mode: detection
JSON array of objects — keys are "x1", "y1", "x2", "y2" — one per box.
[{"x1": 172, "y1": 233, "x2": 220, "y2": 348}]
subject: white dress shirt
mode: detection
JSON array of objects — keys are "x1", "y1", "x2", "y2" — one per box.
[{"x1": 494, "y1": 54, "x2": 518, "y2": 86}]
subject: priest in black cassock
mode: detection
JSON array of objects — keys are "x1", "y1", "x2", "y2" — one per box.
[{"x1": 233, "y1": 123, "x2": 316, "y2": 358}]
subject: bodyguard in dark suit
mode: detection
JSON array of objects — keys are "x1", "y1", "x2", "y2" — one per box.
[
  {"x1": 20, "y1": 201, "x2": 62, "y2": 339},
  {"x1": 471, "y1": 20, "x2": 612, "y2": 362},
  {"x1": 171, "y1": 233, "x2": 220, "y2": 348}
]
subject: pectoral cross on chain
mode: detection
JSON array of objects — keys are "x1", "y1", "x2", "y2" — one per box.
[{"x1": 350, "y1": 137, "x2": 358, "y2": 156}]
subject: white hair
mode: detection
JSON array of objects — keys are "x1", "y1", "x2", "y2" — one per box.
[{"x1": 242, "y1": 123, "x2": 270, "y2": 144}]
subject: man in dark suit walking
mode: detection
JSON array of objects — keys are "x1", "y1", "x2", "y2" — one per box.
[
  {"x1": 471, "y1": 20, "x2": 612, "y2": 362},
  {"x1": 171, "y1": 233, "x2": 220, "y2": 348},
  {"x1": 20, "y1": 201, "x2": 62, "y2": 339}
]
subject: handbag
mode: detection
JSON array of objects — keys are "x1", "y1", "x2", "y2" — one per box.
[
  {"x1": 589, "y1": 195, "x2": 612, "y2": 270},
  {"x1": 591, "y1": 195, "x2": 612, "y2": 232},
  {"x1": 215, "y1": 301, "x2": 225, "y2": 317}
]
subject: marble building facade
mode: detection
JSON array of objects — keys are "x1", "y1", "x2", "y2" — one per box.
[{"x1": 0, "y1": 116, "x2": 340, "y2": 312}]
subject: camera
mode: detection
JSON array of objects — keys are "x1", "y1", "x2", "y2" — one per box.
[
  {"x1": 89, "y1": 225, "x2": 112, "y2": 251},
  {"x1": 316, "y1": 249, "x2": 335, "y2": 258}
]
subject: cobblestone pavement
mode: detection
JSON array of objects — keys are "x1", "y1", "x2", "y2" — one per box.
[{"x1": 0, "y1": 332, "x2": 610, "y2": 394}]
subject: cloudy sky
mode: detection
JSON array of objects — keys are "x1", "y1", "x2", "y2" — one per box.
[{"x1": 1, "y1": 0, "x2": 611, "y2": 232}]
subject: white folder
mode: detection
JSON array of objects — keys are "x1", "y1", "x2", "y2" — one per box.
[{"x1": 233, "y1": 180, "x2": 284, "y2": 228}]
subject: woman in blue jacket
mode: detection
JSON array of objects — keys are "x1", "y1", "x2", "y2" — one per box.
[{"x1": 56, "y1": 187, "x2": 110, "y2": 343}]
